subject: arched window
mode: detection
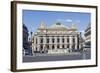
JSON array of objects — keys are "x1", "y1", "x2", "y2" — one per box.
[
  {"x1": 57, "y1": 45, "x2": 59, "y2": 49},
  {"x1": 40, "y1": 45, "x2": 43, "y2": 50},
  {"x1": 67, "y1": 37, "x2": 69, "y2": 43},
  {"x1": 40, "y1": 38, "x2": 43, "y2": 43},
  {"x1": 72, "y1": 37, "x2": 75, "y2": 43},
  {"x1": 52, "y1": 38, "x2": 55, "y2": 43},
  {"x1": 52, "y1": 45, "x2": 55, "y2": 49},
  {"x1": 62, "y1": 45, "x2": 64, "y2": 48},
  {"x1": 57, "y1": 38, "x2": 59, "y2": 43},
  {"x1": 72, "y1": 44, "x2": 75, "y2": 49},
  {"x1": 47, "y1": 45, "x2": 49, "y2": 49},
  {"x1": 62, "y1": 38, "x2": 64, "y2": 43},
  {"x1": 36, "y1": 47, "x2": 37, "y2": 51},
  {"x1": 47, "y1": 38, "x2": 49, "y2": 43}
]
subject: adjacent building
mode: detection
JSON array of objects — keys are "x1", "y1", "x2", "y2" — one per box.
[
  {"x1": 23, "y1": 24, "x2": 32, "y2": 55},
  {"x1": 84, "y1": 24, "x2": 91, "y2": 48},
  {"x1": 32, "y1": 22, "x2": 83, "y2": 54}
]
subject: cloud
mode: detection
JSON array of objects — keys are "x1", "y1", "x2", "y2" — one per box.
[
  {"x1": 66, "y1": 19, "x2": 72, "y2": 22},
  {"x1": 57, "y1": 19, "x2": 80, "y2": 23},
  {"x1": 57, "y1": 19, "x2": 72, "y2": 22}
]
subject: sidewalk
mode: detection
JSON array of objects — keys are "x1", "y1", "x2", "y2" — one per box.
[{"x1": 24, "y1": 52, "x2": 81, "y2": 57}]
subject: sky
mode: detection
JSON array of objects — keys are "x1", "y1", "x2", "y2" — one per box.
[{"x1": 22, "y1": 10, "x2": 91, "y2": 35}]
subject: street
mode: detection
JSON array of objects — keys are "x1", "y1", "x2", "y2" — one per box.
[{"x1": 23, "y1": 49, "x2": 91, "y2": 62}]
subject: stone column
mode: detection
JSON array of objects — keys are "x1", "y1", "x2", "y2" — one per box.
[
  {"x1": 33, "y1": 36, "x2": 36, "y2": 51},
  {"x1": 49, "y1": 36, "x2": 52, "y2": 50},
  {"x1": 75, "y1": 36, "x2": 77, "y2": 50},
  {"x1": 31, "y1": 43, "x2": 34, "y2": 55},
  {"x1": 54, "y1": 36, "x2": 57, "y2": 50},
  {"x1": 43, "y1": 36, "x2": 46, "y2": 51},
  {"x1": 49, "y1": 36, "x2": 52, "y2": 44},
  {"x1": 37, "y1": 36, "x2": 40, "y2": 51},
  {"x1": 31, "y1": 40, "x2": 34, "y2": 52},
  {"x1": 70, "y1": 36, "x2": 72, "y2": 52},
  {"x1": 43, "y1": 36, "x2": 46, "y2": 44},
  {"x1": 79, "y1": 44, "x2": 81, "y2": 50},
  {"x1": 64, "y1": 36, "x2": 67, "y2": 49},
  {"x1": 50, "y1": 44, "x2": 52, "y2": 50},
  {"x1": 37, "y1": 45, "x2": 40, "y2": 51},
  {"x1": 60, "y1": 36, "x2": 62, "y2": 49}
]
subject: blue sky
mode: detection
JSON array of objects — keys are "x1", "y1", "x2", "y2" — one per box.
[{"x1": 23, "y1": 10, "x2": 91, "y2": 35}]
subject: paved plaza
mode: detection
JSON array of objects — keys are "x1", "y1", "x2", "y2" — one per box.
[{"x1": 23, "y1": 49, "x2": 90, "y2": 62}]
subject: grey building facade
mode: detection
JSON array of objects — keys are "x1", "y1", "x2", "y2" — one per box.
[{"x1": 84, "y1": 24, "x2": 91, "y2": 48}]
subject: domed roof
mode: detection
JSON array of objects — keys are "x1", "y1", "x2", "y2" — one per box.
[{"x1": 49, "y1": 22, "x2": 68, "y2": 29}]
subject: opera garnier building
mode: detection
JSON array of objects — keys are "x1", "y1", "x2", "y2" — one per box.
[{"x1": 32, "y1": 22, "x2": 83, "y2": 54}]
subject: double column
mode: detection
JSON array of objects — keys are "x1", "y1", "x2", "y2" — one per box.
[
  {"x1": 54, "y1": 36, "x2": 57, "y2": 50},
  {"x1": 43, "y1": 36, "x2": 46, "y2": 51},
  {"x1": 69, "y1": 36, "x2": 72, "y2": 52},
  {"x1": 32, "y1": 36, "x2": 37, "y2": 52},
  {"x1": 69, "y1": 35, "x2": 78, "y2": 51},
  {"x1": 59, "y1": 36, "x2": 62, "y2": 49},
  {"x1": 75, "y1": 36, "x2": 78, "y2": 50},
  {"x1": 49, "y1": 36, "x2": 52, "y2": 50}
]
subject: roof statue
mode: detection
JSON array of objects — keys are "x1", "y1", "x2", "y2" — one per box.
[
  {"x1": 38, "y1": 21, "x2": 46, "y2": 29},
  {"x1": 71, "y1": 23, "x2": 77, "y2": 31}
]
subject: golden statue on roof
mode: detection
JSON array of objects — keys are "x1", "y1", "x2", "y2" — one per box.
[
  {"x1": 39, "y1": 21, "x2": 46, "y2": 29},
  {"x1": 71, "y1": 23, "x2": 77, "y2": 31}
]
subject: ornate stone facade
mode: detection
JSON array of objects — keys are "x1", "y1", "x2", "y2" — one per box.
[{"x1": 32, "y1": 22, "x2": 83, "y2": 54}]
